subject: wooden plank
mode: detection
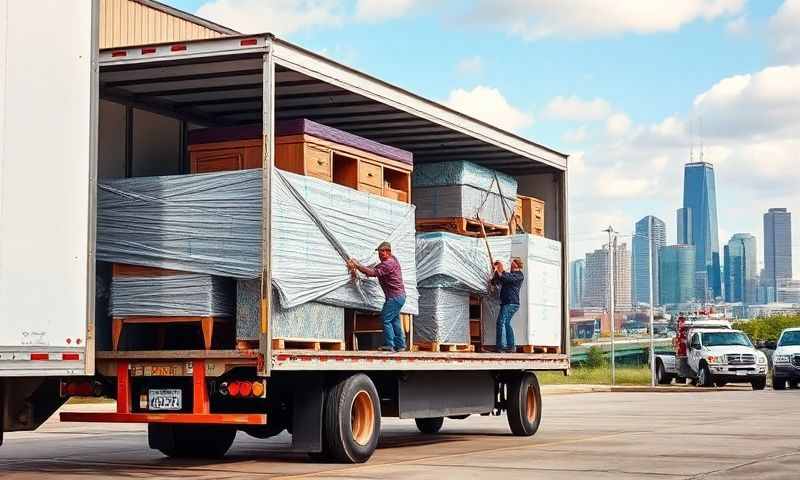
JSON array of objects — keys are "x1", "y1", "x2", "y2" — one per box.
[
  {"x1": 415, "y1": 217, "x2": 510, "y2": 237},
  {"x1": 111, "y1": 263, "x2": 188, "y2": 278}
]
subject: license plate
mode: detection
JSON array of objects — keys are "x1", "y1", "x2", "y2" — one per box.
[
  {"x1": 148, "y1": 389, "x2": 182, "y2": 410},
  {"x1": 736, "y1": 370, "x2": 748, "y2": 376}
]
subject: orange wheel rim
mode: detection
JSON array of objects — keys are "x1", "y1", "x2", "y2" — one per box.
[
  {"x1": 525, "y1": 385, "x2": 537, "y2": 422},
  {"x1": 351, "y1": 390, "x2": 375, "y2": 446}
]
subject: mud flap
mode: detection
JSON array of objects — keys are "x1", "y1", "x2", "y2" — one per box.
[{"x1": 291, "y1": 374, "x2": 324, "y2": 452}]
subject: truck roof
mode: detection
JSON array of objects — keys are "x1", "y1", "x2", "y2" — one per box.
[{"x1": 98, "y1": 34, "x2": 568, "y2": 175}]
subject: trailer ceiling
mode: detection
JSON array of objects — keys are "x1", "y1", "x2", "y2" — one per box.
[{"x1": 99, "y1": 40, "x2": 567, "y2": 176}]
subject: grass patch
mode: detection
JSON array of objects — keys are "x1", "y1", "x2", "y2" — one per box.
[{"x1": 538, "y1": 365, "x2": 652, "y2": 386}]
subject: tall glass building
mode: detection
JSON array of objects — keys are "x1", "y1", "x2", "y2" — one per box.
[
  {"x1": 723, "y1": 233, "x2": 758, "y2": 304},
  {"x1": 763, "y1": 208, "x2": 793, "y2": 301},
  {"x1": 632, "y1": 216, "x2": 666, "y2": 306},
  {"x1": 569, "y1": 259, "x2": 585, "y2": 309},
  {"x1": 660, "y1": 244, "x2": 696, "y2": 305},
  {"x1": 680, "y1": 162, "x2": 721, "y2": 300}
]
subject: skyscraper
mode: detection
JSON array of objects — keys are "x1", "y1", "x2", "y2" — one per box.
[
  {"x1": 660, "y1": 244, "x2": 696, "y2": 305},
  {"x1": 680, "y1": 162, "x2": 721, "y2": 299},
  {"x1": 764, "y1": 208, "x2": 793, "y2": 302},
  {"x1": 569, "y1": 259, "x2": 585, "y2": 309},
  {"x1": 583, "y1": 242, "x2": 631, "y2": 310},
  {"x1": 632, "y1": 216, "x2": 666, "y2": 306},
  {"x1": 723, "y1": 233, "x2": 758, "y2": 304}
]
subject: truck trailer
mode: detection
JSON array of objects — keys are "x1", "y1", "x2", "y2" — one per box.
[{"x1": 0, "y1": 2, "x2": 570, "y2": 463}]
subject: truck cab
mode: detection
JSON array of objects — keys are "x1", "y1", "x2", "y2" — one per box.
[
  {"x1": 772, "y1": 327, "x2": 800, "y2": 390},
  {"x1": 686, "y1": 329, "x2": 767, "y2": 389}
]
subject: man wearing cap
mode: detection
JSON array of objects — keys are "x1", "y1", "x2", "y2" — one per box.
[
  {"x1": 348, "y1": 242, "x2": 406, "y2": 352},
  {"x1": 491, "y1": 257, "x2": 524, "y2": 353}
]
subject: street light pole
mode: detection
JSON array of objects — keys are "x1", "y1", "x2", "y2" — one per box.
[
  {"x1": 648, "y1": 217, "x2": 655, "y2": 388},
  {"x1": 604, "y1": 226, "x2": 616, "y2": 386}
]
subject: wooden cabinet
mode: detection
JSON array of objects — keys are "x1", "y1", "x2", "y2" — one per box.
[
  {"x1": 188, "y1": 139, "x2": 262, "y2": 174},
  {"x1": 515, "y1": 195, "x2": 545, "y2": 236}
]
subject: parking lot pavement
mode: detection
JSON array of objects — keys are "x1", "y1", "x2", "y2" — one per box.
[{"x1": 1, "y1": 388, "x2": 799, "y2": 479}]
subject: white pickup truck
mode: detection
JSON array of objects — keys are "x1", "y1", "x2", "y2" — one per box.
[
  {"x1": 772, "y1": 327, "x2": 800, "y2": 390},
  {"x1": 655, "y1": 317, "x2": 768, "y2": 390}
]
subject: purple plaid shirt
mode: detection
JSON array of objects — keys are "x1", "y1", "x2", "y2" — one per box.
[{"x1": 373, "y1": 255, "x2": 406, "y2": 299}]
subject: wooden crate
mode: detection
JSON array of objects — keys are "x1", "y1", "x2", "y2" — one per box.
[
  {"x1": 272, "y1": 338, "x2": 346, "y2": 351},
  {"x1": 515, "y1": 195, "x2": 545, "y2": 236}
]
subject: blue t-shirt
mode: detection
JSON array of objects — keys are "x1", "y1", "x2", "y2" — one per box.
[{"x1": 493, "y1": 271, "x2": 524, "y2": 305}]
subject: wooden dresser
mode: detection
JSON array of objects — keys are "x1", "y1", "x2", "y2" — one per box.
[{"x1": 514, "y1": 195, "x2": 545, "y2": 236}]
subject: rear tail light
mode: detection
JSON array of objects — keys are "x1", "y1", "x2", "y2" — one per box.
[
  {"x1": 228, "y1": 381, "x2": 241, "y2": 397},
  {"x1": 217, "y1": 380, "x2": 265, "y2": 398},
  {"x1": 251, "y1": 381, "x2": 265, "y2": 397},
  {"x1": 239, "y1": 381, "x2": 252, "y2": 397},
  {"x1": 61, "y1": 380, "x2": 104, "y2": 398}
]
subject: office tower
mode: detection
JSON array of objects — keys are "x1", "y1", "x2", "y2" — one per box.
[
  {"x1": 777, "y1": 280, "x2": 800, "y2": 304},
  {"x1": 583, "y1": 242, "x2": 631, "y2": 310},
  {"x1": 764, "y1": 208, "x2": 793, "y2": 302},
  {"x1": 680, "y1": 162, "x2": 721, "y2": 299},
  {"x1": 632, "y1": 216, "x2": 666, "y2": 306},
  {"x1": 677, "y1": 207, "x2": 692, "y2": 244},
  {"x1": 723, "y1": 233, "x2": 758, "y2": 304},
  {"x1": 660, "y1": 244, "x2": 696, "y2": 305},
  {"x1": 569, "y1": 259, "x2": 585, "y2": 309}
]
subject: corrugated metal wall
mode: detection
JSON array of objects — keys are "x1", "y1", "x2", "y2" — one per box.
[{"x1": 99, "y1": 0, "x2": 228, "y2": 49}]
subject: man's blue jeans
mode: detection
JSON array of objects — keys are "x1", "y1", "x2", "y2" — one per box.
[
  {"x1": 496, "y1": 303, "x2": 520, "y2": 351},
  {"x1": 382, "y1": 295, "x2": 406, "y2": 350}
]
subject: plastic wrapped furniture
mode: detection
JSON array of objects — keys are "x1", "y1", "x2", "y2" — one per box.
[
  {"x1": 413, "y1": 288, "x2": 470, "y2": 346},
  {"x1": 412, "y1": 161, "x2": 517, "y2": 226},
  {"x1": 481, "y1": 234, "x2": 563, "y2": 350},
  {"x1": 110, "y1": 274, "x2": 234, "y2": 317}
]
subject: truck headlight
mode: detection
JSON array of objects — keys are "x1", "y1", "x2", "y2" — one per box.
[
  {"x1": 757, "y1": 354, "x2": 767, "y2": 365},
  {"x1": 707, "y1": 355, "x2": 726, "y2": 364},
  {"x1": 774, "y1": 354, "x2": 790, "y2": 364}
]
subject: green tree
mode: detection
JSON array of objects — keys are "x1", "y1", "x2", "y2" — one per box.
[
  {"x1": 734, "y1": 315, "x2": 800, "y2": 342},
  {"x1": 585, "y1": 346, "x2": 607, "y2": 368}
]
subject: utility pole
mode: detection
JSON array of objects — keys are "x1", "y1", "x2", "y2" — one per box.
[
  {"x1": 648, "y1": 217, "x2": 655, "y2": 388},
  {"x1": 603, "y1": 226, "x2": 616, "y2": 386}
]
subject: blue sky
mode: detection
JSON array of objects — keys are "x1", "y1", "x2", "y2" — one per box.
[{"x1": 165, "y1": 0, "x2": 799, "y2": 274}]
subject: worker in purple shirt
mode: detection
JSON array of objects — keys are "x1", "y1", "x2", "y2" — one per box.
[
  {"x1": 492, "y1": 257, "x2": 524, "y2": 353},
  {"x1": 348, "y1": 241, "x2": 406, "y2": 352}
]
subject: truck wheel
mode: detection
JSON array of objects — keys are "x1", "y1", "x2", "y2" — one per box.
[
  {"x1": 322, "y1": 373, "x2": 380, "y2": 463},
  {"x1": 751, "y1": 377, "x2": 767, "y2": 391},
  {"x1": 715, "y1": 381, "x2": 727, "y2": 387},
  {"x1": 772, "y1": 376, "x2": 786, "y2": 390},
  {"x1": 789, "y1": 380, "x2": 799, "y2": 389},
  {"x1": 656, "y1": 361, "x2": 672, "y2": 385},
  {"x1": 148, "y1": 424, "x2": 236, "y2": 458},
  {"x1": 698, "y1": 364, "x2": 714, "y2": 387},
  {"x1": 507, "y1": 372, "x2": 542, "y2": 436},
  {"x1": 415, "y1": 417, "x2": 444, "y2": 433}
]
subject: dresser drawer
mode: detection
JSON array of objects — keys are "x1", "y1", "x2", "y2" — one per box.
[
  {"x1": 358, "y1": 161, "x2": 382, "y2": 188},
  {"x1": 304, "y1": 144, "x2": 332, "y2": 179},
  {"x1": 359, "y1": 183, "x2": 383, "y2": 196}
]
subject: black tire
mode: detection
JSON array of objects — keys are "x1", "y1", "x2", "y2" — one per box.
[
  {"x1": 148, "y1": 424, "x2": 236, "y2": 458},
  {"x1": 698, "y1": 364, "x2": 714, "y2": 387},
  {"x1": 789, "y1": 379, "x2": 799, "y2": 389},
  {"x1": 772, "y1": 375, "x2": 786, "y2": 390},
  {"x1": 322, "y1": 373, "x2": 381, "y2": 463},
  {"x1": 675, "y1": 377, "x2": 686, "y2": 385},
  {"x1": 715, "y1": 381, "x2": 727, "y2": 387},
  {"x1": 656, "y1": 361, "x2": 673, "y2": 385},
  {"x1": 507, "y1": 372, "x2": 542, "y2": 436},
  {"x1": 752, "y1": 377, "x2": 767, "y2": 391},
  {"x1": 415, "y1": 417, "x2": 444, "y2": 433}
]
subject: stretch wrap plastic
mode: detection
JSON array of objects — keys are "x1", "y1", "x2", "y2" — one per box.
[
  {"x1": 236, "y1": 281, "x2": 344, "y2": 342},
  {"x1": 416, "y1": 232, "x2": 512, "y2": 293},
  {"x1": 110, "y1": 274, "x2": 234, "y2": 317},
  {"x1": 97, "y1": 168, "x2": 418, "y2": 314},
  {"x1": 412, "y1": 161, "x2": 517, "y2": 226},
  {"x1": 413, "y1": 288, "x2": 470, "y2": 344}
]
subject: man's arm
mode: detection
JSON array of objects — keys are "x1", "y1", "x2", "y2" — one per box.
[{"x1": 349, "y1": 258, "x2": 377, "y2": 277}]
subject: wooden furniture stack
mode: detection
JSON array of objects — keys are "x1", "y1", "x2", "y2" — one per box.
[{"x1": 513, "y1": 195, "x2": 545, "y2": 236}]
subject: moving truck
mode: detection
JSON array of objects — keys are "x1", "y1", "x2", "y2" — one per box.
[{"x1": 0, "y1": 2, "x2": 570, "y2": 462}]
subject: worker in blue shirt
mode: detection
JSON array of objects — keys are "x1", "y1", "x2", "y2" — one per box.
[{"x1": 491, "y1": 257, "x2": 524, "y2": 353}]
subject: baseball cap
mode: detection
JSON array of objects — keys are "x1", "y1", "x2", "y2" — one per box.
[{"x1": 376, "y1": 241, "x2": 392, "y2": 251}]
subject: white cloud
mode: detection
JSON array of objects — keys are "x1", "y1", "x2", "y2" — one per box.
[
  {"x1": 725, "y1": 15, "x2": 749, "y2": 36},
  {"x1": 456, "y1": 56, "x2": 483, "y2": 75},
  {"x1": 196, "y1": 0, "x2": 344, "y2": 35},
  {"x1": 563, "y1": 126, "x2": 589, "y2": 143},
  {"x1": 595, "y1": 171, "x2": 654, "y2": 198},
  {"x1": 770, "y1": 0, "x2": 800, "y2": 63},
  {"x1": 606, "y1": 113, "x2": 632, "y2": 136},
  {"x1": 464, "y1": 0, "x2": 745, "y2": 40},
  {"x1": 355, "y1": 0, "x2": 417, "y2": 22},
  {"x1": 442, "y1": 86, "x2": 533, "y2": 132},
  {"x1": 544, "y1": 96, "x2": 613, "y2": 121}
]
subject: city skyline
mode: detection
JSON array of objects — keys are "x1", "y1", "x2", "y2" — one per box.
[
  {"x1": 632, "y1": 216, "x2": 666, "y2": 306},
  {"x1": 680, "y1": 162, "x2": 722, "y2": 299}
]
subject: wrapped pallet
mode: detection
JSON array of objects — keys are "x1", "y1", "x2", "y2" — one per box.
[
  {"x1": 413, "y1": 288, "x2": 470, "y2": 345},
  {"x1": 412, "y1": 161, "x2": 517, "y2": 225},
  {"x1": 236, "y1": 281, "x2": 344, "y2": 343},
  {"x1": 110, "y1": 274, "x2": 234, "y2": 317},
  {"x1": 416, "y1": 232, "x2": 511, "y2": 293},
  {"x1": 96, "y1": 168, "x2": 419, "y2": 316},
  {"x1": 481, "y1": 234, "x2": 562, "y2": 349}
]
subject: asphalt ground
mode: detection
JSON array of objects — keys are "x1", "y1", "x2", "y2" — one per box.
[{"x1": 1, "y1": 387, "x2": 798, "y2": 479}]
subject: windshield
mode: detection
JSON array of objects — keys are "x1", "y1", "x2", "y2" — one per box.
[
  {"x1": 779, "y1": 331, "x2": 800, "y2": 347},
  {"x1": 702, "y1": 332, "x2": 752, "y2": 347}
]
